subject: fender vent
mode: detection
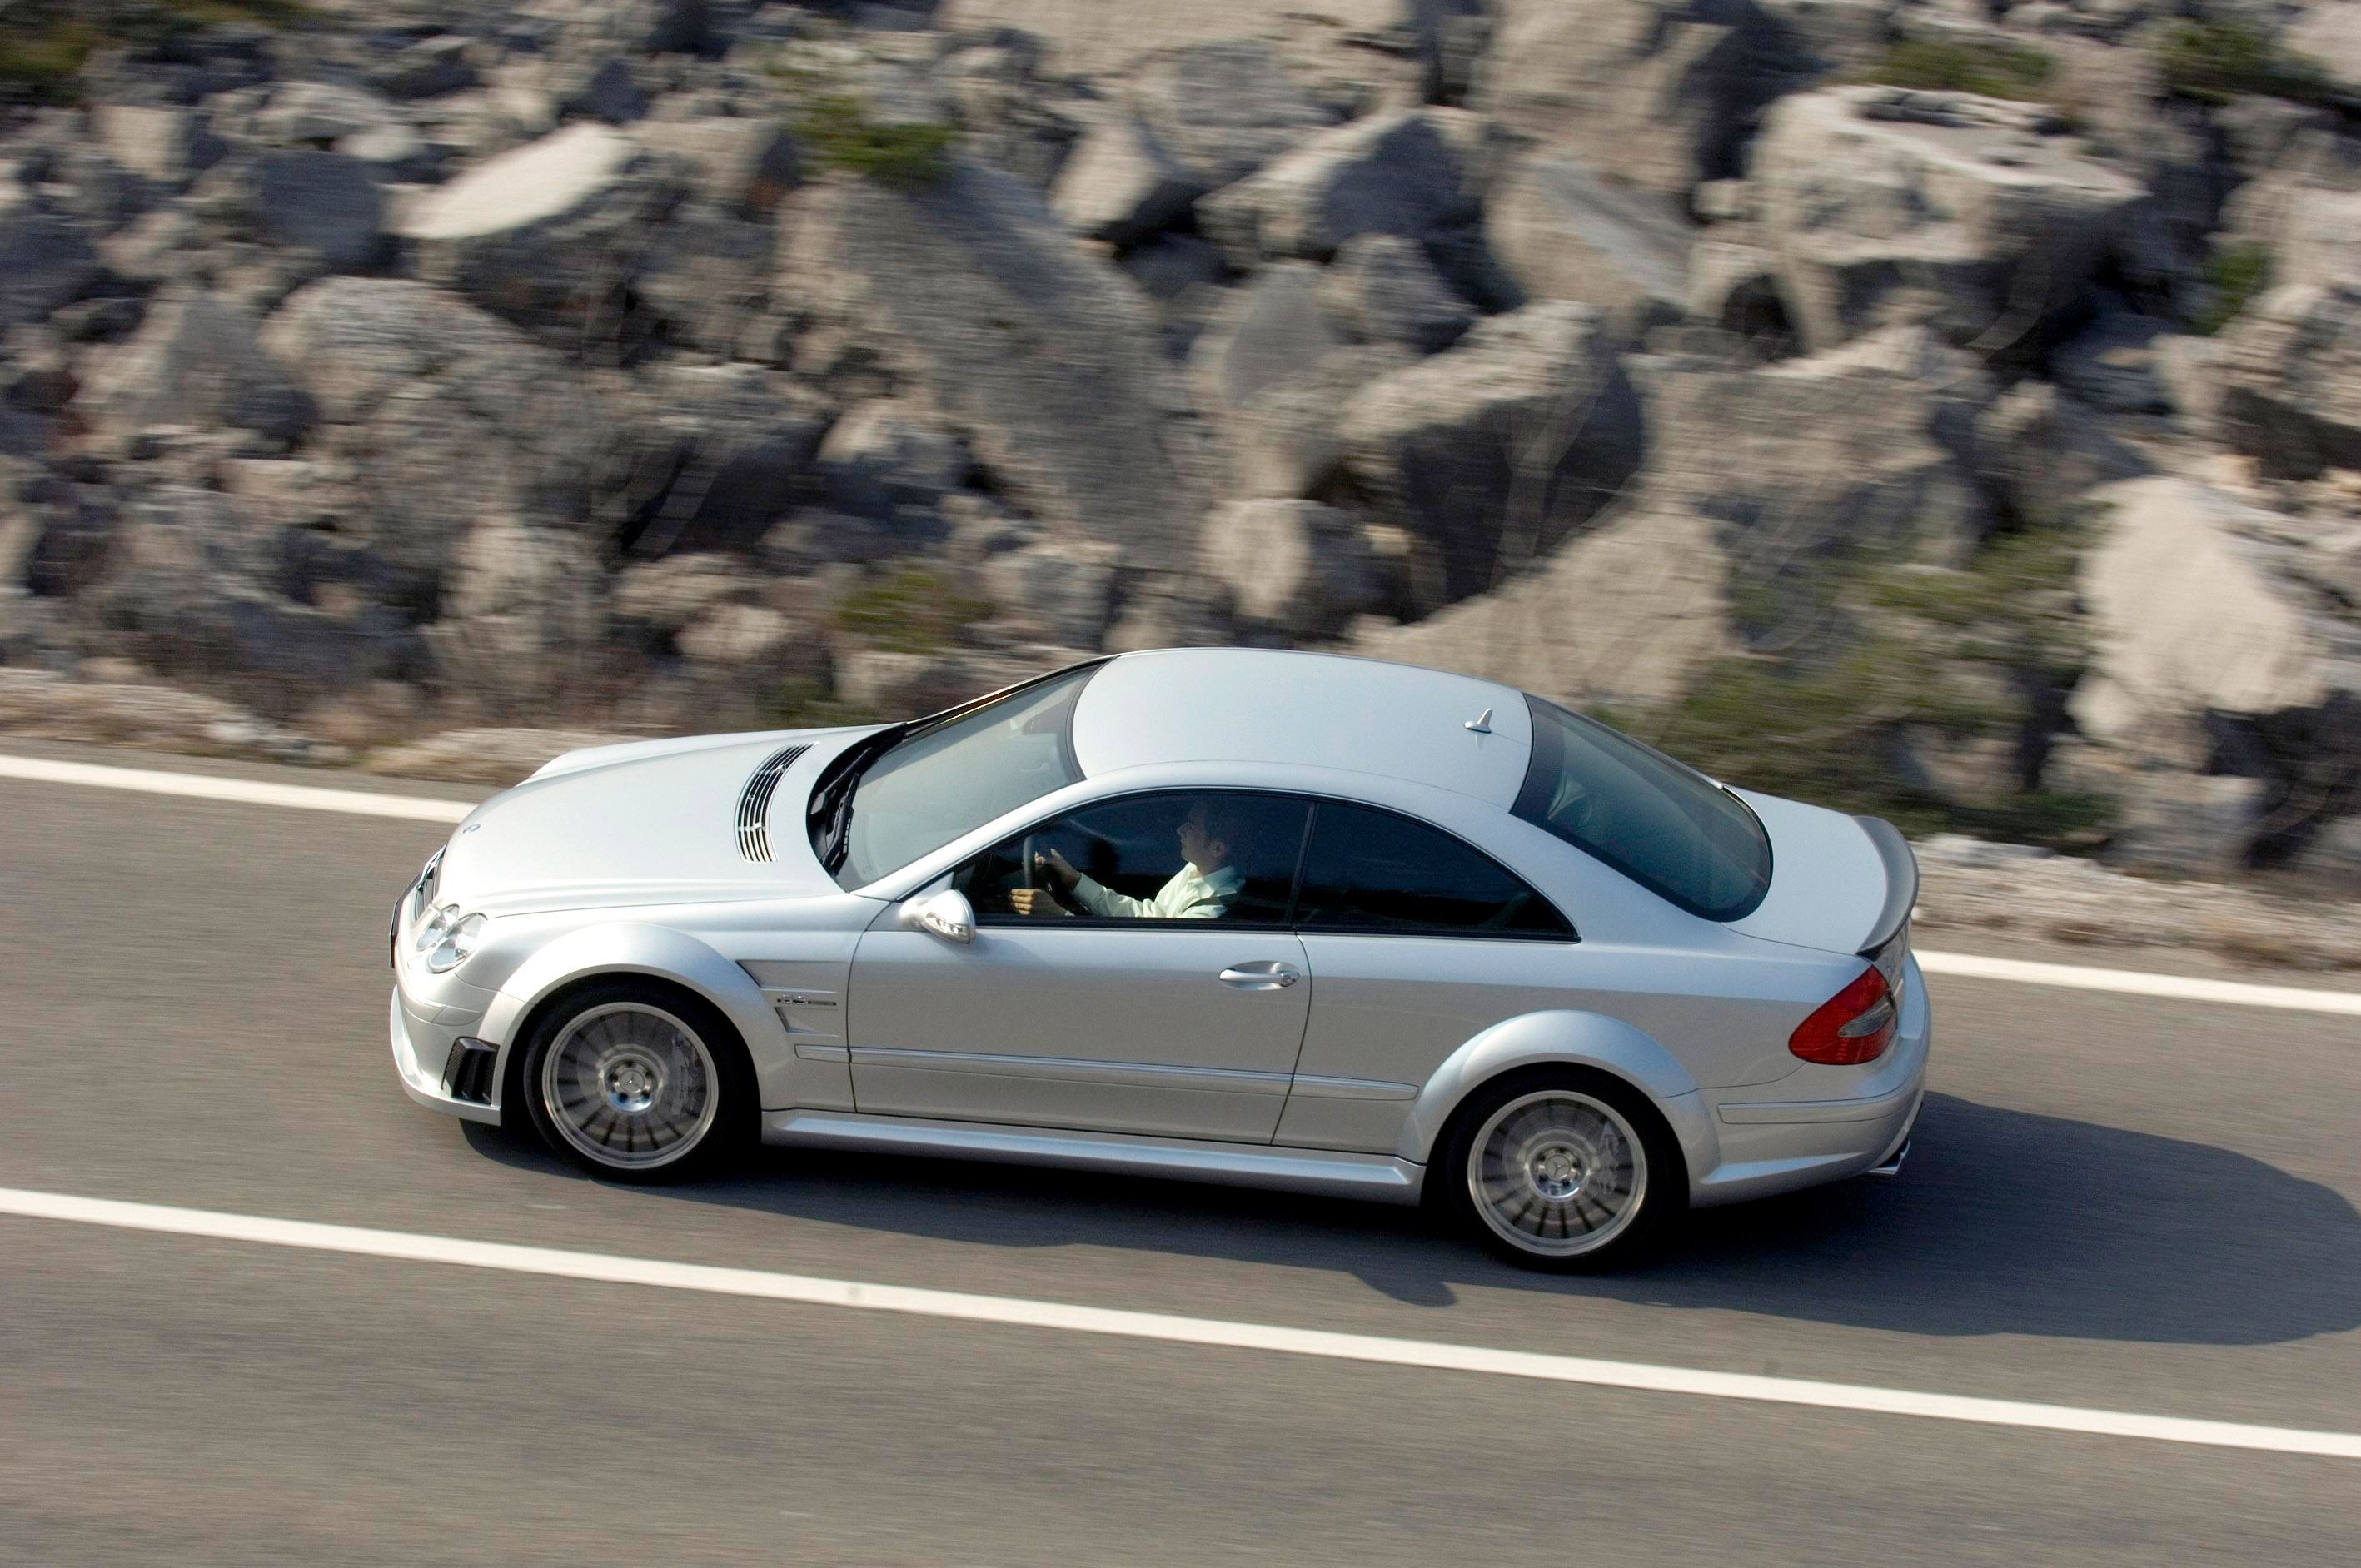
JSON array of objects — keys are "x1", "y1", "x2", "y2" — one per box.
[{"x1": 736, "y1": 744, "x2": 810, "y2": 861}]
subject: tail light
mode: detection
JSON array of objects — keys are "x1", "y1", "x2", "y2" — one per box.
[{"x1": 1790, "y1": 965, "x2": 1896, "y2": 1066}]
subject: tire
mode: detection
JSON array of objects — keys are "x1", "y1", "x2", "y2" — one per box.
[
  {"x1": 1431, "y1": 1067, "x2": 1685, "y2": 1272},
  {"x1": 516, "y1": 978, "x2": 755, "y2": 1183}
]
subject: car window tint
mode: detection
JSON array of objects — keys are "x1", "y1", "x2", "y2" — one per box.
[
  {"x1": 1293, "y1": 802, "x2": 1572, "y2": 938},
  {"x1": 1514, "y1": 696, "x2": 1771, "y2": 922},
  {"x1": 965, "y1": 792, "x2": 1311, "y2": 926}
]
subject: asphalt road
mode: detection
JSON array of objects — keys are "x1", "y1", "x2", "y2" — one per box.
[{"x1": 3, "y1": 745, "x2": 2358, "y2": 1564}]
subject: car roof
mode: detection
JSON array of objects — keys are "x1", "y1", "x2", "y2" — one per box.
[{"x1": 1070, "y1": 649, "x2": 1535, "y2": 808}]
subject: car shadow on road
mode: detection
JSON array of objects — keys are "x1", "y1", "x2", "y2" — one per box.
[{"x1": 461, "y1": 1091, "x2": 2361, "y2": 1346}]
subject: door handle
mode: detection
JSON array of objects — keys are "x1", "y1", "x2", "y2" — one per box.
[{"x1": 1218, "y1": 963, "x2": 1301, "y2": 989}]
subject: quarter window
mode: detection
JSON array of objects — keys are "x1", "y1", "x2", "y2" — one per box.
[{"x1": 1293, "y1": 802, "x2": 1572, "y2": 938}]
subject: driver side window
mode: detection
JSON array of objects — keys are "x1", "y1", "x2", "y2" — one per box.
[{"x1": 960, "y1": 792, "x2": 1311, "y2": 927}]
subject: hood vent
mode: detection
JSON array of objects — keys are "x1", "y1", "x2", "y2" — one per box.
[{"x1": 735, "y1": 744, "x2": 811, "y2": 862}]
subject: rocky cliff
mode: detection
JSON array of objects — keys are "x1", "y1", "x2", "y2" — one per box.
[{"x1": 2, "y1": 0, "x2": 2359, "y2": 875}]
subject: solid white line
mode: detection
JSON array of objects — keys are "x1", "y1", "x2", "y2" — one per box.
[
  {"x1": 1915, "y1": 951, "x2": 2361, "y2": 1018},
  {"x1": 5, "y1": 1186, "x2": 2357, "y2": 1461},
  {"x1": 6, "y1": 752, "x2": 2359, "y2": 1017},
  {"x1": 0, "y1": 754, "x2": 472, "y2": 824}
]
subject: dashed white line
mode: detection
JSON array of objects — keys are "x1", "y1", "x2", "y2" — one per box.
[
  {"x1": 6, "y1": 752, "x2": 2359, "y2": 1016},
  {"x1": 3, "y1": 1186, "x2": 2357, "y2": 1461}
]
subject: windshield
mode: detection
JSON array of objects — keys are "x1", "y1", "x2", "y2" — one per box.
[
  {"x1": 1513, "y1": 696, "x2": 1771, "y2": 922},
  {"x1": 829, "y1": 665, "x2": 1096, "y2": 888}
]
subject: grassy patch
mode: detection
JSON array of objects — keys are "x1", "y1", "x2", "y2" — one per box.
[
  {"x1": 2194, "y1": 242, "x2": 2272, "y2": 336},
  {"x1": 1860, "y1": 37, "x2": 2057, "y2": 102},
  {"x1": 792, "y1": 92, "x2": 954, "y2": 187},
  {"x1": 834, "y1": 565, "x2": 996, "y2": 655},
  {"x1": 1611, "y1": 510, "x2": 2114, "y2": 847},
  {"x1": 0, "y1": 17, "x2": 97, "y2": 102},
  {"x1": 2156, "y1": 20, "x2": 2339, "y2": 107}
]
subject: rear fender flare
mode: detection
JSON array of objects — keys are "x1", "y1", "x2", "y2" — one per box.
[{"x1": 1396, "y1": 1010, "x2": 1716, "y2": 1181}]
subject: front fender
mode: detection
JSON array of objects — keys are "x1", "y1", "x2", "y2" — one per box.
[
  {"x1": 1394, "y1": 1010, "x2": 1718, "y2": 1183},
  {"x1": 477, "y1": 923, "x2": 798, "y2": 1106}
]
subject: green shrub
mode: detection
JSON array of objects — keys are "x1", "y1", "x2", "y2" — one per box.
[
  {"x1": 0, "y1": 17, "x2": 97, "y2": 102},
  {"x1": 793, "y1": 92, "x2": 954, "y2": 187},
  {"x1": 759, "y1": 677, "x2": 881, "y2": 732},
  {"x1": 834, "y1": 565, "x2": 997, "y2": 655},
  {"x1": 2156, "y1": 20, "x2": 2338, "y2": 107},
  {"x1": 2195, "y1": 242, "x2": 2272, "y2": 336},
  {"x1": 1861, "y1": 37, "x2": 2057, "y2": 101}
]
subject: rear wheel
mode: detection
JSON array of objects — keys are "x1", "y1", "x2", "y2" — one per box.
[
  {"x1": 1433, "y1": 1068, "x2": 1683, "y2": 1271},
  {"x1": 518, "y1": 980, "x2": 753, "y2": 1182}
]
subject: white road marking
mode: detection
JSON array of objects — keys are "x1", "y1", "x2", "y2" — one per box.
[
  {"x1": 0, "y1": 754, "x2": 473, "y2": 824},
  {"x1": 1914, "y1": 951, "x2": 2361, "y2": 1018},
  {"x1": 6, "y1": 752, "x2": 2359, "y2": 1016},
  {"x1": 5, "y1": 1185, "x2": 2358, "y2": 1462}
]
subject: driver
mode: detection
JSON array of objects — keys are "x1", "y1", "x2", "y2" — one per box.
[{"x1": 1012, "y1": 800, "x2": 1245, "y2": 920}]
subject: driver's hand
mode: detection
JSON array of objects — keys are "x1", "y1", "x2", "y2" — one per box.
[
  {"x1": 1034, "y1": 849, "x2": 1081, "y2": 890},
  {"x1": 1010, "y1": 887, "x2": 1067, "y2": 918}
]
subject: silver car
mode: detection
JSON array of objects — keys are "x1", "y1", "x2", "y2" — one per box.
[{"x1": 390, "y1": 649, "x2": 1928, "y2": 1269}]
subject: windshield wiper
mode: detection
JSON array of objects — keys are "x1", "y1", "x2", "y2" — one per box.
[{"x1": 810, "y1": 728, "x2": 902, "y2": 874}]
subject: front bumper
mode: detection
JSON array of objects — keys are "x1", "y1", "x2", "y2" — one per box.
[{"x1": 390, "y1": 988, "x2": 504, "y2": 1125}]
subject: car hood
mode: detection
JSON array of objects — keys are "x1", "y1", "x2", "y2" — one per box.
[{"x1": 432, "y1": 726, "x2": 883, "y2": 917}]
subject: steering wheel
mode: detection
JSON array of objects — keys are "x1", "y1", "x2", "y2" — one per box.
[{"x1": 1019, "y1": 832, "x2": 1039, "y2": 915}]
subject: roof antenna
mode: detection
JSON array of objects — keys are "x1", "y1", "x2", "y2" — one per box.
[{"x1": 1464, "y1": 707, "x2": 1492, "y2": 734}]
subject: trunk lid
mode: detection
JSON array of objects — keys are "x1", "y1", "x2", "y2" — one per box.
[{"x1": 1725, "y1": 790, "x2": 1918, "y2": 958}]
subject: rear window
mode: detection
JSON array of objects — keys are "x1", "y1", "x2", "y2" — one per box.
[{"x1": 1513, "y1": 696, "x2": 1771, "y2": 922}]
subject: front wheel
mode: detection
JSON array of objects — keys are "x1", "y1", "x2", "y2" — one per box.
[
  {"x1": 1433, "y1": 1069, "x2": 1684, "y2": 1271},
  {"x1": 517, "y1": 980, "x2": 753, "y2": 1182}
]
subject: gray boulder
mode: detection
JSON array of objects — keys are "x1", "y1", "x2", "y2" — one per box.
[
  {"x1": 629, "y1": 205, "x2": 780, "y2": 357},
  {"x1": 632, "y1": 116, "x2": 800, "y2": 217},
  {"x1": 1487, "y1": 158, "x2": 1691, "y2": 339},
  {"x1": 1049, "y1": 111, "x2": 1199, "y2": 246},
  {"x1": 2285, "y1": 4, "x2": 2361, "y2": 104},
  {"x1": 819, "y1": 400, "x2": 969, "y2": 518},
  {"x1": 1351, "y1": 499, "x2": 1739, "y2": 711},
  {"x1": 608, "y1": 363, "x2": 831, "y2": 560},
  {"x1": 78, "y1": 486, "x2": 416, "y2": 714},
  {"x1": 2073, "y1": 475, "x2": 2361, "y2": 869},
  {"x1": 0, "y1": 215, "x2": 99, "y2": 331},
  {"x1": 1198, "y1": 109, "x2": 1479, "y2": 268},
  {"x1": 1129, "y1": 40, "x2": 1337, "y2": 189},
  {"x1": 1472, "y1": 0, "x2": 1785, "y2": 198},
  {"x1": 934, "y1": 0, "x2": 1477, "y2": 107},
  {"x1": 1188, "y1": 265, "x2": 1347, "y2": 423},
  {"x1": 784, "y1": 160, "x2": 1198, "y2": 571},
  {"x1": 1632, "y1": 327, "x2": 1998, "y2": 615},
  {"x1": 1317, "y1": 234, "x2": 1473, "y2": 352},
  {"x1": 1685, "y1": 239, "x2": 1790, "y2": 346},
  {"x1": 2217, "y1": 282, "x2": 2361, "y2": 480},
  {"x1": 1201, "y1": 499, "x2": 1382, "y2": 638},
  {"x1": 1339, "y1": 302, "x2": 1644, "y2": 604},
  {"x1": 261, "y1": 279, "x2": 603, "y2": 589},
  {"x1": 1750, "y1": 87, "x2": 2148, "y2": 357},
  {"x1": 1969, "y1": 382, "x2": 2148, "y2": 525},
  {"x1": 2051, "y1": 311, "x2": 2171, "y2": 415},
  {"x1": 94, "y1": 105, "x2": 205, "y2": 185},
  {"x1": 394, "y1": 122, "x2": 680, "y2": 336},
  {"x1": 245, "y1": 151, "x2": 391, "y2": 272},
  {"x1": 82, "y1": 293, "x2": 316, "y2": 450},
  {"x1": 980, "y1": 540, "x2": 1124, "y2": 649}
]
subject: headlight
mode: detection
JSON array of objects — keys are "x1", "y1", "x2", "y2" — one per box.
[{"x1": 416, "y1": 905, "x2": 488, "y2": 973}]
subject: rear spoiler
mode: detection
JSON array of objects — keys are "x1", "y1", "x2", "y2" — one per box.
[{"x1": 1853, "y1": 815, "x2": 1919, "y2": 956}]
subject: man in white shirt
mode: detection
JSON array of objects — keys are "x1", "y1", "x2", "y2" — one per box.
[{"x1": 1011, "y1": 800, "x2": 1247, "y2": 920}]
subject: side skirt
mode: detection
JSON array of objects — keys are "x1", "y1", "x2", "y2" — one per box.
[{"x1": 761, "y1": 1110, "x2": 1427, "y2": 1206}]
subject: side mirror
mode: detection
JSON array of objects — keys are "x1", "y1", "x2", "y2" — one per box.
[{"x1": 899, "y1": 888, "x2": 975, "y2": 944}]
